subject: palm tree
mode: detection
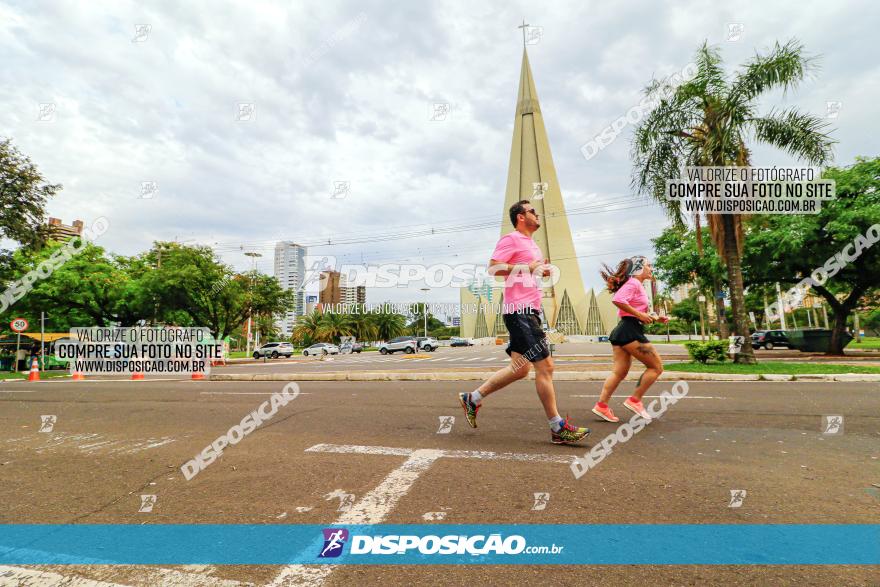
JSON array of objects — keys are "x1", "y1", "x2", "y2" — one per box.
[
  {"x1": 370, "y1": 309, "x2": 406, "y2": 342},
  {"x1": 350, "y1": 307, "x2": 378, "y2": 342},
  {"x1": 317, "y1": 311, "x2": 354, "y2": 343},
  {"x1": 632, "y1": 39, "x2": 835, "y2": 363},
  {"x1": 292, "y1": 309, "x2": 323, "y2": 346}
]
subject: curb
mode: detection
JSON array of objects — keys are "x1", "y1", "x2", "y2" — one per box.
[{"x1": 209, "y1": 371, "x2": 880, "y2": 382}]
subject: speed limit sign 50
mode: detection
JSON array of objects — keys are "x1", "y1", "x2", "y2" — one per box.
[{"x1": 10, "y1": 318, "x2": 28, "y2": 332}]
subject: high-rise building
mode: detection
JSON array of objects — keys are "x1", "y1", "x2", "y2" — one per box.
[
  {"x1": 274, "y1": 241, "x2": 307, "y2": 336},
  {"x1": 47, "y1": 218, "x2": 84, "y2": 242},
  {"x1": 319, "y1": 270, "x2": 365, "y2": 306},
  {"x1": 319, "y1": 270, "x2": 341, "y2": 305}
]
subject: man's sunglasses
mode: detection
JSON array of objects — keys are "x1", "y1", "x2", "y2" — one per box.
[{"x1": 524, "y1": 209, "x2": 539, "y2": 217}]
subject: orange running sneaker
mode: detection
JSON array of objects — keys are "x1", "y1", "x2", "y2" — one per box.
[
  {"x1": 623, "y1": 397, "x2": 652, "y2": 421},
  {"x1": 591, "y1": 402, "x2": 619, "y2": 423}
]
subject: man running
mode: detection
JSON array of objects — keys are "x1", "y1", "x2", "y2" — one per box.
[{"x1": 458, "y1": 200, "x2": 590, "y2": 445}]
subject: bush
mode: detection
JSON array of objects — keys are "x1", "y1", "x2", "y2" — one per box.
[{"x1": 683, "y1": 340, "x2": 728, "y2": 364}]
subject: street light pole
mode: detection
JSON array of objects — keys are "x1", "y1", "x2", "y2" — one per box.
[
  {"x1": 244, "y1": 252, "x2": 262, "y2": 357},
  {"x1": 420, "y1": 287, "x2": 430, "y2": 338}
]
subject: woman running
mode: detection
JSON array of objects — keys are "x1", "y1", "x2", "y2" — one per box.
[{"x1": 591, "y1": 256, "x2": 667, "y2": 423}]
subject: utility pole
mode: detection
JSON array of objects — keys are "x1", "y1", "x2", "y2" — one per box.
[
  {"x1": 854, "y1": 312, "x2": 861, "y2": 343},
  {"x1": 420, "y1": 288, "x2": 430, "y2": 338},
  {"x1": 40, "y1": 311, "x2": 45, "y2": 370},
  {"x1": 244, "y1": 252, "x2": 262, "y2": 357},
  {"x1": 697, "y1": 294, "x2": 707, "y2": 342}
]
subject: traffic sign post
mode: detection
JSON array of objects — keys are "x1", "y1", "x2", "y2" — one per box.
[{"x1": 10, "y1": 318, "x2": 28, "y2": 372}]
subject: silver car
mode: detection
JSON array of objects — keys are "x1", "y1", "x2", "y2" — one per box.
[
  {"x1": 253, "y1": 342, "x2": 294, "y2": 359},
  {"x1": 302, "y1": 343, "x2": 340, "y2": 356},
  {"x1": 378, "y1": 336, "x2": 417, "y2": 355}
]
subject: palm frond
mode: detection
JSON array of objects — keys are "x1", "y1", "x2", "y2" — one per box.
[
  {"x1": 749, "y1": 108, "x2": 836, "y2": 166},
  {"x1": 729, "y1": 39, "x2": 818, "y2": 105}
]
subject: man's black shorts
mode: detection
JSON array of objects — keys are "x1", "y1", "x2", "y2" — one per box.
[
  {"x1": 609, "y1": 316, "x2": 649, "y2": 346},
  {"x1": 502, "y1": 311, "x2": 550, "y2": 362}
]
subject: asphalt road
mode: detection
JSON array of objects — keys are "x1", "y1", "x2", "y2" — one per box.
[
  {"x1": 220, "y1": 343, "x2": 693, "y2": 374},
  {"x1": 1, "y1": 378, "x2": 878, "y2": 586}
]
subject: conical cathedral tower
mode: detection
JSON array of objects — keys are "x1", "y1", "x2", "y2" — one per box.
[
  {"x1": 459, "y1": 46, "x2": 599, "y2": 339},
  {"x1": 500, "y1": 48, "x2": 588, "y2": 333}
]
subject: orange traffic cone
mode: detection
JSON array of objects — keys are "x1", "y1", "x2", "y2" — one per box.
[
  {"x1": 72, "y1": 371, "x2": 86, "y2": 381},
  {"x1": 131, "y1": 372, "x2": 144, "y2": 380},
  {"x1": 191, "y1": 370, "x2": 205, "y2": 380},
  {"x1": 27, "y1": 357, "x2": 40, "y2": 381}
]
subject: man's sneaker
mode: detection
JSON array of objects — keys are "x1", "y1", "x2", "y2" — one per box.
[
  {"x1": 623, "y1": 397, "x2": 652, "y2": 421},
  {"x1": 458, "y1": 392, "x2": 480, "y2": 428},
  {"x1": 551, "y1": 417, "x2": 591, "y2": 445},
  {"x1": 591, "y1": 403, "x2": 619, "y2": 423}
]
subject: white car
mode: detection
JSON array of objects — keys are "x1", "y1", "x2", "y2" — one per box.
[
  {"x1": 378, "y1": 337, "x2": 418, "y2": 355},
  {"x1": 302, "y1": 343, "x2": 340, "y2": 356}
]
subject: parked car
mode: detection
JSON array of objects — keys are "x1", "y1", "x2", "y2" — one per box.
[
  {"x1": 751, "y1": 330, "x2": 790, "y2": 350},
  {"x1": 450, "y1": 337, "x2": 474, "y2": 347},
  {"x1": 302, "y1": 342, "x2": 340, "y2": 356},
  {"x1": 378, "y1": 336, "x2": 417, "y2": 355},
  {"x1": 415, "y1": 336, "x2": 439, "y2": 352},
  {"x1": 339, "y1": 341, "x2": 364, "y2": 354},
  {"x1": 252, "y1": 342, "x2": 294, "y2": 359}
]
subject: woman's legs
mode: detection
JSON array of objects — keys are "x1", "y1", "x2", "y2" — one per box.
[
  {"x1": 598, "y1": 345, "x2": 632, "y2": 404},
  {"x1": 623, "y1": 341, "x2": 664, "y2": 400}
]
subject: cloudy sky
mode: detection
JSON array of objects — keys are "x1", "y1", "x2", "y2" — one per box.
[{"x1": 1, "y1": 0, "x2": 877, "y2": 310}]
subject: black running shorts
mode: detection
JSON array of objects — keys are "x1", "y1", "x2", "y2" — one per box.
[
  {"x1": 503, "y1": 311, "x2": 551, "y2": 362},
  {"x1": 608, "y1": 316, "x2": 649, "y2": 346}
]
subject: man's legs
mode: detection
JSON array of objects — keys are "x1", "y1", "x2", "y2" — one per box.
[
  {"x1": 458, "y1": 352, "x2": 529, "y2": 428},
  {"x1": 531, "y1": 355, "x2": 559, "y2": 419},
  {"x1": 475, "y1": 351, "x2": 530, "y2": 398}
]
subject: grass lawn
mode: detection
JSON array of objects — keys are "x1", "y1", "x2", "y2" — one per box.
[
  {"x1": 849, "y1": 336, "x2": 880, "y2": 349},
  {"x1": 0, "y1": 370, "x2": 71, "y2": 380},
  {"x1": 667, "y1": 361, "x2": 880, "y2": 375}
]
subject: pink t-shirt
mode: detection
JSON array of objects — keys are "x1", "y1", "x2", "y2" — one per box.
[
  {"x1": 612, "y1": 277, "x2": 649, "y2": 318},
  {"x1": 491, "y1": 231, "x2": 543, "y2": 312}
]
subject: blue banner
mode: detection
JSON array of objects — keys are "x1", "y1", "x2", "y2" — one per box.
[{"x1": 0, "y1": 524, "x2": 877, "y2": 565}]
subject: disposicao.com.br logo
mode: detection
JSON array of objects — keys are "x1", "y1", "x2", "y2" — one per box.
[{"x1": 317, "y1": 528, "x2": 563, "y2": 558}]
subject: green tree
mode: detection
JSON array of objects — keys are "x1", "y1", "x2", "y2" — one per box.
[
  {"x1": 742, "y1": 157, "x2": 880, "y2": 354},
  {"x1": 0, "y1": 138, "x2": 61, "y2": 251},
  {"x1": 0, "y1": 241, "x2": 140, "y2": 329},
  {"x1": 140, "y1": 243, "x2": 294, "y2": 338},
  {"x1": 350, "y1": 309, "x2": 378, "y2": 342},
  {"x1": 406, "y1": 303, "x2": 445, "y2": 336},
  {"x1": 371, "y1": 308, "x2": 406, "y2": 341},
  {"x1": 633, "y1": 40, "x2": 836, "y2": 363},
  {"x1": 292, "y1": 310, "x2": 324, "y2": 346},
  {"x1": 318, "y1": 312, "x2": 354, "y2": 343},
  {"x1": 670, "y1": 298, "x2": 701, "y2": 324}
]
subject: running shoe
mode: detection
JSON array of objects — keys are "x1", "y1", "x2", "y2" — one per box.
[
  {"x1": 458, "y1": 392, "x2": 481, "y2": 428},
  {"x1": 623, "y1": 397, "x2": 652, "y2": 421},
  {"x1": 591, "y1": 403, "x2": 620, "y2": 423},
  {"x1": 551, "y1": 417, "x2": 591, "y2": 445}
]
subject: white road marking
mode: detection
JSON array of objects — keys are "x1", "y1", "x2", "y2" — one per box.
[{"x1": 270, "y1": 443, "x2": 576, "y2": 586}]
